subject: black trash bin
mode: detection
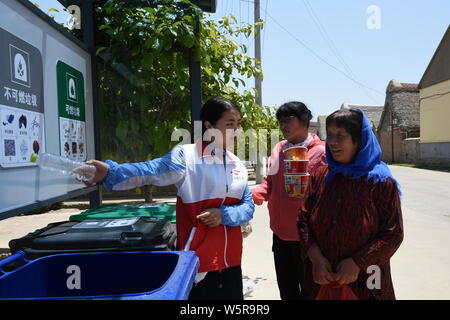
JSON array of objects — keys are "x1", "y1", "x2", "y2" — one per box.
[{"x1": 9, "y1": 217, "x2": 177, "y2": 260}]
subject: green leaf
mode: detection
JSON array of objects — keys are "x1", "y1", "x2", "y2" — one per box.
[
  {"x1": 142, "y1": 54, "x2": 154, "y2": 69},
  {"x1": 95, "y1": 47, "x2": 107, "y2": 56},
  {"x1": 115, "y1": 121, "x2": 129, "y2": 142},
  {"x1": 169, "y1": 28, "x2": 178, "y2": 37},
  {"x1": 180, "y1": 28, "x2": 195, "y2": 48},
  {"x1": 131, "y1": 119, "x2": 140, "y2": 133},
  {"x1": 152, "y1": 38, "x2": 163, "y2": 51}
]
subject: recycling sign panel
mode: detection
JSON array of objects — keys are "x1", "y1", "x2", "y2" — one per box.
[
  {"x1": 57, "y1": 60, "x2": 86, "y2": 161},
  {"x1": 0, "y1": 28, "x2": 45, "y2": 168}
]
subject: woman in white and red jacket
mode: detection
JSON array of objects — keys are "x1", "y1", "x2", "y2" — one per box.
[
  {"x1": 252, "y1": 101, "x2": 326, "y2": 300},
  {"x1": 85, "y1": 97, "x2": 254, "y2": 300}
]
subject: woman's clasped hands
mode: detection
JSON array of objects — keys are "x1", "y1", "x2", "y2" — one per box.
[{"x1": 308, "y1": 243, "x2": 360, "y2": 286}]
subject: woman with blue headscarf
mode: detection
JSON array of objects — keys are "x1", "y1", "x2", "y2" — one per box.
[{"x1": 297, "y1": 108, "x2": 404, "y2": 300}]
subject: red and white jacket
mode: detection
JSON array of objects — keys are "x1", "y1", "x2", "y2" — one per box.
[{"x1": 103, "y1": 141, "x2": 254, "y2": 273}]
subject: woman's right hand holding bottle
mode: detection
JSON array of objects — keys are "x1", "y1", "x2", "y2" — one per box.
[{"x1": 80, "y1": 160, "x2": 109, "y2": 186}]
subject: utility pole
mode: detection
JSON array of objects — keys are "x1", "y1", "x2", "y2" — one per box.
[
  {"x1": 81, "y1": 0, "x2": 102, "y2": 207},
  {"x1": 254, "y1": 0, "x2": 265, "y2": 184},
  {"x1": 254, "y1": 0, "x2": 262, "y2": 107}
]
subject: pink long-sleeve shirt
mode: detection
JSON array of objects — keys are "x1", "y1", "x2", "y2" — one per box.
[{"x1": 252, "y1": 133, "x2": 327, "y2": 241}]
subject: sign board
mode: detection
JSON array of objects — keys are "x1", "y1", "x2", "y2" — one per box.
[
  {"x1": 0, "y1": 0, "x2": 96, "y2": 218},
  {"x1": 0, "y1": 27, "x2": 45, "y2": 167},
  {"x1": 57, "y1": 60, "x2": 86, "y2": 161}
]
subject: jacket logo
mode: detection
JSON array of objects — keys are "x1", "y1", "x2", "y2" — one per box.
[{"x1": 231, "y1": 169, "x2": 245, "y2": 181}]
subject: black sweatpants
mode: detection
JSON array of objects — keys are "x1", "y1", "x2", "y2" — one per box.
[
  {"x1": 272, "y1": 233, "x2": 310, "y2": 300},
  {"x1": 188, "y1": 265, "x2": 244, "y2": 300}
]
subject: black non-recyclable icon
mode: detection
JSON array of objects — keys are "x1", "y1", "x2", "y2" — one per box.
[{"x1": 19, "y1": 115, "x2": 27, "y2": 128}]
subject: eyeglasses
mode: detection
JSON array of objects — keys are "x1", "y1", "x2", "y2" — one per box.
[{"x1": 326, "y1": 133, "x2": 352, "y2": 142}]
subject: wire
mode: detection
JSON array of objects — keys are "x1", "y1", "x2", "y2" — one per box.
[
  {"x1": 303, "y1": 0, "x2": 353, "y2": 78},
  {"x1": 302, "y1": 0, "x2": 381, "y2": 104},
  {"x1": 262, "y1": 8, "x2": 385, "y2": 98},
  {"x1": 239, "y1": 0, "x2": 384, "y2": 98},
  {"x1": 238, "y1": 0, "x2": 383, "y2": 103}
]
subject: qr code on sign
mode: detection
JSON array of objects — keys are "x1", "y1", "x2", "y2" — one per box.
[{"x1": 4, "y1": 139, "x2": 16, "y2": 156}]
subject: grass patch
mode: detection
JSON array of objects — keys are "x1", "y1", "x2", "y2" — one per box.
[{"x1": 392, "y1": 163, "x2": 450, "y2": 173}]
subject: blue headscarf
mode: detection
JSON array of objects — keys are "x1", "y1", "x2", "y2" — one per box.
[{"x1": 325, "y1": 108, "x2": 401, "y2": 196}]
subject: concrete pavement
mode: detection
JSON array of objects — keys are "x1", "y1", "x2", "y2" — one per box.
[
  {"x1": 388, "y1": 165, "x2": 450, "y2": 300},
  {"x1": 241, "y1": 201, "x2": 279, "y2": 300}
]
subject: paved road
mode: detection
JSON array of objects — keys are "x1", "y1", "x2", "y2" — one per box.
[
  {"x1": 388, "y1": 165, "x2": 450, "y2": 300},
  {"x1": 241, "y1": 201, "x2": 279, "y2": 300}
]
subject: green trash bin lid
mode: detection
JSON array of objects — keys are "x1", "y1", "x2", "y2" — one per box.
[{"x1": 69, "y1": 202, "x2": 177, "y2": 223}]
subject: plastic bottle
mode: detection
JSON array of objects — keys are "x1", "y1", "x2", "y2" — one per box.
[{"x1": 33, "y1": 153, "x2": 96, "y2": 181}]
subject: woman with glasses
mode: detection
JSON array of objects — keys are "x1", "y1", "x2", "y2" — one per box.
[
  {"x1": 252, "y1": 101, "x2": 327, "y2": 300},
  {"x1": 298, "y1": 108, "x2": 403, "y2": 299}
]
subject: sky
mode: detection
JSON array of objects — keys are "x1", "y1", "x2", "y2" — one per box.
[{"x1": 34, "y1": 0, "x2": 450, "y2": 120}]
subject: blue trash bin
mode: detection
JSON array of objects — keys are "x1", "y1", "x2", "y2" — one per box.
[{"x1": 0, "y1": 250, "x2": 198, "y2": 300}]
